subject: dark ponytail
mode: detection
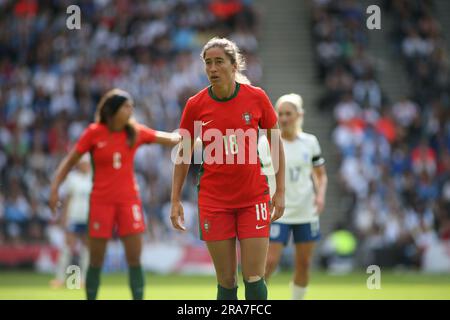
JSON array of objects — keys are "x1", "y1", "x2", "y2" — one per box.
[{"x1": 124, "y1": 122, "x2": 137, "y2": 148}]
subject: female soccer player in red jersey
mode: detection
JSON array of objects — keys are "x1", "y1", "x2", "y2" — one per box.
[
  {"x1": 170, "y1": 37, "x2": 286, "y2": 300},
  {"x1": 49, "y1": 88, "x2": 180, "y2": 300}
]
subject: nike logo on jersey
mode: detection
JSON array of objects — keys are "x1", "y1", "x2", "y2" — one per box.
[
  {"x1": 202, "y1": 120, "x2": 213, "y2": 126},
  {"x1": 97, "y1": 141, "x2": 107, "y2": 148},
  {"x1": 256, "y1": 225, "x2": 267, "y2": 230}
]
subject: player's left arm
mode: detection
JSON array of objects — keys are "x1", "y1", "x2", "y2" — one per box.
[
  {"x1": 139, "y1": 125, "x2": 181, "y2": 146},
  {"x1": 311, "y1": 136, "x2": 327, "y2": 214},
  {"x1": 312, "y1": 163, "x2": 328, "y2": 214},
  {"x1": 267, "y1": 123, "x2": 285, "y2": 222},
  {"x1": 49, "y1": 149, "x2": 82, "y2": 214},
  {"x1": 153, "y1": 130, "x2": 182, "y2": 146},
  {"x1": 259, "y1": 89, "x2": 285, "y2": 221}
]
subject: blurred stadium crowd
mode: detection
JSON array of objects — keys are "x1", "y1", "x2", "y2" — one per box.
[
  {"x1": 312, "y1": 0, "x2": 450, "y2": 268},
  {"x1": 0, "y1": 0, "x2": 260, "y2": 246},
  {"x1": 1, "y1": 0, "x2": 449, "y2": 271}
]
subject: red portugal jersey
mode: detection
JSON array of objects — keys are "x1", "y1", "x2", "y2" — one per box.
[
  {"x1": 179, "y1": 83, "x2": 278, "y2": 208},
  {"x1": 75, "y1": 123, "x2": 156, "y2": 204}
]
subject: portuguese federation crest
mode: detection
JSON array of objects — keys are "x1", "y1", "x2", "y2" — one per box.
[
  {"x1": 203, "y1": 219, "x2": 210, "y2": 233},
  {"x1": 242, "y1": 112, "x2": 252, "y2": 125}
]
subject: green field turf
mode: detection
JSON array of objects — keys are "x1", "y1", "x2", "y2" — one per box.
[{"x1": 0, "y1": 271, "x2": 449, "y2": 300}]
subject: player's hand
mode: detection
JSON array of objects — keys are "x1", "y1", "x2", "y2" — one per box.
[
  {"x1": 170, "y1": 200, "x2": 186, "y2": 231},
  {"x1": 172, "y1": 132, "x2": 182, "y2": 145},
  {"x1": 49, "y1": 188, "x2": 60, "y2": 216},
  {"x1": 270, "y1": 189, "x2": 285, "y2": 222},
  {"x1": 315, "y1": 194, "x2": 325, "y2": 214}
]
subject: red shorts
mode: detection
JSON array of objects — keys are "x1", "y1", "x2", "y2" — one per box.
[
  {"x1": 88, "y1": 201, "x2": 145, "y2": 238},
  {"x1": 198, "y1": 201, "x2": 271, "y2": 241}
]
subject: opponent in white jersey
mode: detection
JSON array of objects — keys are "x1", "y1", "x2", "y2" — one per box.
[
  {"x1": 261, "y1": 93, "x2": 327, "y2": 300},
  {"x1": 50, "y1": 154, "x2": 92, "y2": 288}
]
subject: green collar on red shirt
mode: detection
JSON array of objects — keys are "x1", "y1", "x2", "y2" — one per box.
[{"x1": 208, "y1": 82, "x2": 240, "y2": 102}]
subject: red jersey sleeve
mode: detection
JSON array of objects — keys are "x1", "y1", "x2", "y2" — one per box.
[
  {"x1": 258, "y1": 89, "x2": 278, "y2": 129},
  {"x1": 179, "y1": 97, "x2": 197, "y2": 139},
  {"x1": 75, "y1": 125, "x2": 95, "y2": 154},
  {"x1": 137, "y1": 124, "x2": 157, "y2": 145}
]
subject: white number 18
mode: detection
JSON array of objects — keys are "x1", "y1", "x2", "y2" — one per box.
[
  {"x1": 255, "y1": 202, "x2": 268, "y2": 221},
  {"x1": 223, "y1": 134, "x2": 238, "y2": 155}
]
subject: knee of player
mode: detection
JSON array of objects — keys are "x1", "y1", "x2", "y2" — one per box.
[
  {"x1": 126, "y1": 257, "x2": 141, "y2": 267},
  {"x1": 245, "y1": 275, "x2": 263, "y2": 283},
  {"x1": 266, "y1": 254, "x2": 280, "y2": 270},
  {"x1": 89, "y1": 260, "x2": 104, "y2": 268},
  {"x1": 88, "y1": 253, "x2": 104, "y2": 268},
  {"x1": 218, "y1": 274, "x2": 237, "y2": 288},
  {"x1": 296, "y1": 257, "x2": 312, "y2": 270}
]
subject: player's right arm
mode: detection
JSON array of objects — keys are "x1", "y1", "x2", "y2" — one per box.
[
  {"x1": 170, "y1": 97, "x2": 197, "y2": 231},
  {"x1": 49, "y1": 149, "x2": 82, "y2": 214},
  {"x1": 50, "y1": 125, "x2": 94, "y2": 214},
  {"x1": 170, "y1": 138, "x2": 195, "y2": 231}
]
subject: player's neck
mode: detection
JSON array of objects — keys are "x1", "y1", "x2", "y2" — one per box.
[
  {"x1": 211, "y1": 81, "x2": 236, "y2": 100},
  {"x1": 282, "y1": 129, "x2": 299, "y2": 141},
  {"x1": 108, "y1": 121, "x2": 125, "y2": 132}
]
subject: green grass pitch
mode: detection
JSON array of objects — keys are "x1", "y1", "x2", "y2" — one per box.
[{"x1": 0, "y1": 271, "x2": 449, "y2": 300}]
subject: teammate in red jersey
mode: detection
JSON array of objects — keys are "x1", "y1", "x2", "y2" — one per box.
[
  {"x1": 49, "y1": 88, "x2": 180, "y2": 300},
  {"x1": 170, "y1": 37, "x2": 286, "y2": 300}
]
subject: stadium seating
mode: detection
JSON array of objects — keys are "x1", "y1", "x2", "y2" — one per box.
[{"x1": 311, "y1": 0, "x2": 450, "y2": 269}]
